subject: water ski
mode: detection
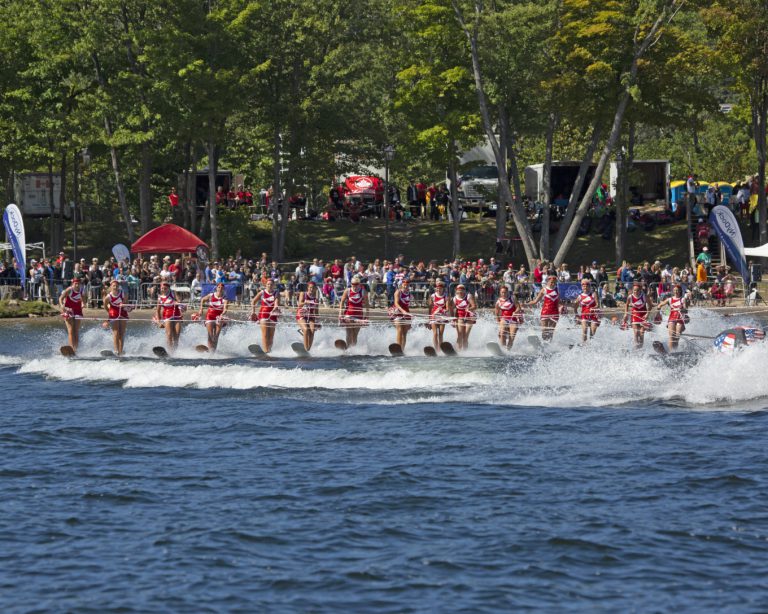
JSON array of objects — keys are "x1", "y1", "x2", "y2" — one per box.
[
  {"x1": 486, "y1": 342, "x2": 505, "y2": 356},
  {"x1": 100, "y1": 349, "x2": 116, "y2": 358},
  {"x1": 439, "y1": 341, "x2": 457, "y2": 356},
  {"x1": 195, "y1": 344, "x2": 209, "y2": 353},
  {"x1": 248, "y1": 344, "x2": 266, "y2": 357},
  {"x1": 334, "y1": 339, "x2": 348, "y2": 351},
  {"x1": 59, "y1": 345, "x2": 75, "y2": 357},
  {"x1": 424, "y1": 346, "x2": 437, "y2": 357},
  {"x1": 152, "y1": 346, "x2": 169, "y2": 359},
  {"x1": 652, "y1": 340, "x2": 668, "y2": 356},
  {"x1": 389, "y1": 343, "x2": 404, "y2": 357},
  {"x1": 527, "y1": 335, "x2": 543, "y2": 351},
  {"x1": 291, "y1": 342, "x2": 310, "y2": 357}
]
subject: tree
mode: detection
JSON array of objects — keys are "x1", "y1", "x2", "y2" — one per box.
[{"x1": 705, "y1": 0, "x2": 768, "y2": 243}]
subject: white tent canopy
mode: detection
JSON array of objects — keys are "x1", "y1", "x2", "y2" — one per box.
[
  {"x1": 744, "y1": 243, "x2": 768, "y2": 258},
  {"x1": 0, "y1": 241, "x2": 46, "y2": 259}
]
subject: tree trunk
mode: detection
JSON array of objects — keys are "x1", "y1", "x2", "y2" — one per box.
[
  {"x1": 615, "y1": 123, "x2": 635, "y2": 266},
  {"x1": 504, "y1": 123, "x2": 523, "y2": 204},
  {"x1": 753, "y1": 80, "x2": 767, "y2": 244},
  {"x1": 189, "y1": 145, "x2": 198, "y2": 235},
  {"x1": 271, "y1": 127, "x2": 281, "y2": 259},
  {"x1": 540, "y1": 112, "x2": 557, "y2": 260},
  {"x1": 72, "y1": 151, "x2": 79, "y2": 261},
  {"x1": 207, "y1": 140, "x2": 219, "y2": 260},
  {"x1": 91, "y1": 52, "x2": 135, "y2": 242},
  {"x1": 182, "y1": 142, "x2": 191, "y2": 230},
  {"x1": 496, "y1": 103, "x2": 508, "y2": 245},
  {"x1": 449, "y1": 152, "x2": 461, "y2": 259},
  {"x1": 553, "y1": 122, "x2": 603, "y2": 251},
  {"x1": 47, "y1": 156, "x2": 56, "y2": 253},
  {"x1": 139, "y1": 140, "x2": 152, "y2": 234},
  {"x1": 452, "y1": 0, "x2": 537, "y2": 266},
  {"x1": 551, "y1": 2, "x2": 678, "y2": 265},
  {"x1": 57, "y1": 151, "x2": 67, "y2": 254}
]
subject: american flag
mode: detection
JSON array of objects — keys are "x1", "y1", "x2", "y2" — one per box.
[
  {"x1": 714, "y1": 331, "x2": 737, "y2": 353},
  {"x1": 741, "y1": 327, "x2": 766, "y2": 344}
]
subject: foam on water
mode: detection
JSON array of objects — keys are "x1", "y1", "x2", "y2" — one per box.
[
  {"x1": 5, "y1": 307, "x2": 767, "y2": 408},
  {"x1": 17, "y1": 358, "x2": 492, "y2": 391}
]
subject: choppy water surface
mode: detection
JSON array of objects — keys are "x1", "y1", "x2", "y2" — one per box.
[{"x1": 2, "y1": 312, "x2": 768, "y2": 611}]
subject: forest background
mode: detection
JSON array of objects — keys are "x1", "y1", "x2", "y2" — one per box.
[{"x1": 0, "y1": 0, "x2": 766, "y2": 267}]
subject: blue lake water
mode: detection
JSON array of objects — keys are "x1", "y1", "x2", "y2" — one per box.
[{"x1": 1, "y1": 314, "x2": 768, "y2": 611}]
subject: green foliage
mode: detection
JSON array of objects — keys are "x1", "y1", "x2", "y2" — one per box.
[{"x1": 0, "y1": 0, "x2": 762, "y2": 264}]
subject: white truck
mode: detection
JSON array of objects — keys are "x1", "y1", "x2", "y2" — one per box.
[{"x1": 13, "y1": 172, "x2": 65, "y2": 217}]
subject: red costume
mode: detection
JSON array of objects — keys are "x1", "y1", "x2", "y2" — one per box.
[
  {"x1": 454, "y1": 294, "x2": 475, "y2": 321},
  {"x1": 577, "y1": 291, "x2": 600, "y2": 324},
  {"x1": 391, "y1": 289, "x2": 411, "y2": 320},
  {"x1": 206, "y1": 293, "x2": 226, "y2": 322},
  {"x1": 430, "y1": 291, "x2": 450, "y2": 323},
  {"x1": 63, "y1": 286, "x2": 83, "y2": 318},
  {"x1": 343, "y1": 286, "x2": 365, "y2": 320},
  {"x1": 107, "y1": 290, "x2": 129, "y2": 320},
  {"x1": 159, "y1": 291, "x2": 183, "y2": 321},
  {"x1": 258, "y1": 290, "x2": 278, "y2": 323},
  {"x1": 541, "y1": 286, "x2": 560, "y2": 320},
  {"x1": 629, "y1": 292, "x2": 648, "y2": 324},
  {"x1": 297, "y1": 291, "x2": 319, "y2": 322},
  {"x1": 497, "y1": 296, "x2": 523, "y2": 325},
  {"x1": 668, "y1": 296, "x2": 686, "y2": 331}
]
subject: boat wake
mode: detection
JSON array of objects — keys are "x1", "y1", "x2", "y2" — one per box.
[{"x1": 2, "y1": 307, "x2": 766, "y2": 410}]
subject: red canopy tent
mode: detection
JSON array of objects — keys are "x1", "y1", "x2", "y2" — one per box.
[
  {"x1": 344, "y1": 176, "x2": 384, "y2": 202},
  {"x1": 131, "y1": 223, "x2": 208, "y2": 254}
]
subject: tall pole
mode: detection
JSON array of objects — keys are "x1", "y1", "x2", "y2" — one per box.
[
  {"x1": 383, "y1": 144, "x2": 395, "y2": 261},
  {"x1": 384, "y1": 159, "x2": 389, "y2": 260}
]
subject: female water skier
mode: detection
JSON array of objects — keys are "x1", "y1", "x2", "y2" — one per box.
[
  {"x1": 428, "y1": 279, "x2": 451, "y2": 351},
  {"x1": 391, "y1": 277, "x2": 413, "y2": 351},
  {"x1": 623, "y1": 282, "x2": 654, "y2": 349},
  {"x1": 338, "y1": 275, "x2": 368, "y2": 348},
  {"x1": 59, "y1": 277, "x2": 84, "y2": 353},
  {"x1": 452, "y1": 283, "x2": 477, "y2": 351},
  {"x1": 494, "y1": 284, "x2": 523, "y2": 350},
  {"x1": 296, "y1": 280, "x2": 320, "y2": 351},
  {"x1": 576, "y1": 279, "x2": 600, "y2": 343},
  {"x1": 198, "y1": 282, "x2": 229, "y2": 352},
  {"x1": 655, "y1": 284, "x2": 689, "y2": 351},
  {"x1": 104, "y1": 279, "x2": 130, "y2": 355},
  {"x1": 251, "y1": 278, "x2": 280, "y2": 353},
  {"x1": 156, "y1": 281, "x2": 184, "y2": 352},
  {"x1": 526, "y1": 275, "x2": 560, "y2": 343}
]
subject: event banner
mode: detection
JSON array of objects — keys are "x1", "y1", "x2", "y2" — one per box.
[
  {"x1": 709, "y1": 206, "x2": 749, "y2": 283},
  {"x1": 112, "y1": 243, "x2": 131, "y2": 264},
  {"x1": 2, "y1": 204, "x2": 26, "y2": 288}
]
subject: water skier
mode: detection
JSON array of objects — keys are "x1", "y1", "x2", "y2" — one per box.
[
  {"x1": 452, "y1": 283, "x2": 477, "y2": 351},
  {"x1": 576, "y1": 279, "x2": 600, "y2": 343},
  {"x1": 251, "y1": 278, "x2": 280, "y2": 353},
  {"x1": 296, "y1": 280, "x2": 320, "y2": 351},
  {"x1": 339, "y1": 275, "x2": 368, "y2": 348},
  {"x1": 495, "y1": 284, "x2": 523, "y2": 350},
  {"x1": 59, "y1": 277, "x2": 84, "y2": 353},
  {"x1": 198, "y1": 282, "x2": 229, "y2": 352},
  {"x1": 526, "y1": 275, "x2": 560, "y2": 343},
  {"x1": 104, "y1": 279, "x2": 130, "y2": 355}
]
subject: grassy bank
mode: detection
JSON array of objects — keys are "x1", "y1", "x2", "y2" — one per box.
[
  {"x1": 0, "y1": 300, "x2": 59, "y2": 319},
  {"x1": 45, "y1": 211, "x2": 693, "y2": 267},
  {"x1": 278, "y1": 218, "x2": 690, "y2": 266}
]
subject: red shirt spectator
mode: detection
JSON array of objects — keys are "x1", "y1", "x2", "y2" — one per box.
[
  {"x1": 168, "y1": 187, "x2": 179, "y2": 208},
  {"x1": 330, "y1": 260, "x2": 343, "y2": 280}
]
